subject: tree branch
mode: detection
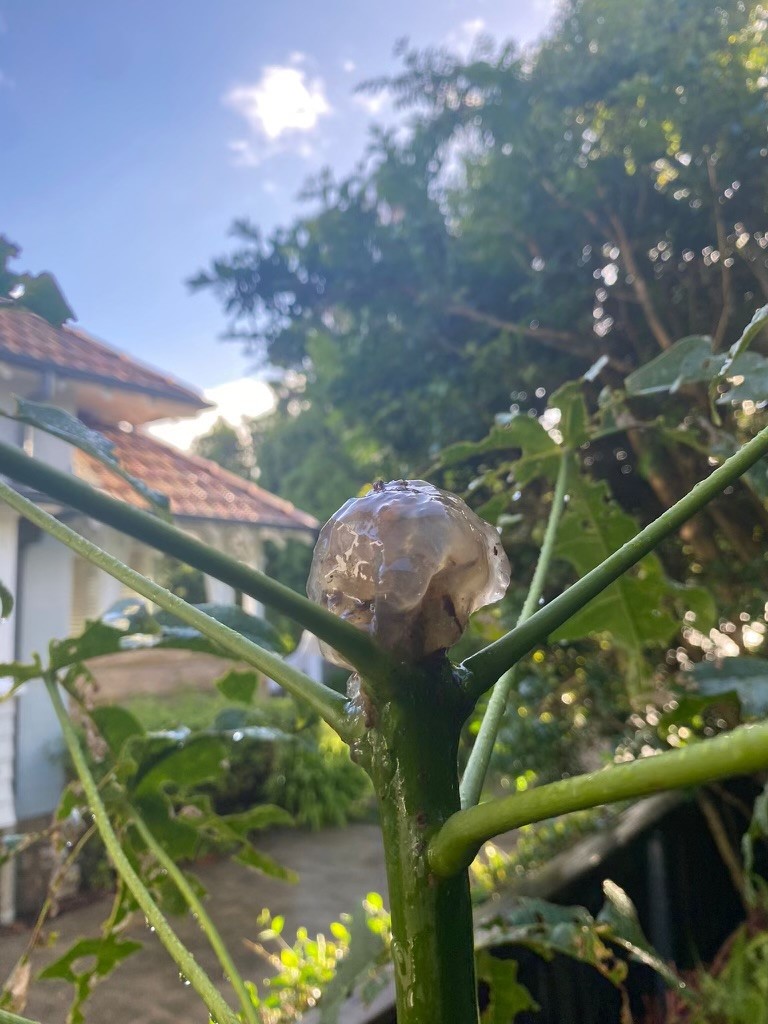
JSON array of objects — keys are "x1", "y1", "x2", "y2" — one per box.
[
  {"x1": 429, "y1": 721, "x2": 768, "y2": 877},
  {"x1": 0, "y1": 439, "x2": 387, "y2": 681},
  {"x1": 707, "y1": 156, "x2": 734, "y2": 349},
  {"x1": 461, "y1": 422, "x2": 768, "y2": 698}
]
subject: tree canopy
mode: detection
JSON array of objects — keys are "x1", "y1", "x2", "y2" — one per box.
[{"x1": 193, "y1": 0, "x2": 768, "y2": 521}]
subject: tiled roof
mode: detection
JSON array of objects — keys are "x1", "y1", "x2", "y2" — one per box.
[
  {"x1": 0, "y1": 306, "x2": 207, "y2": 408},
  {"x1": 73, "y1": 424, "x2": 318, "y2": 531}
]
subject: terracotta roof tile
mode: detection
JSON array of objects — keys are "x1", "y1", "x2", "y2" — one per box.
[
  {"x1": 73, "y1": 424, "x2": 318, "y2": 531},
  {"x1": 0, "y1": 306, "x2": 207, "y2": 408}
]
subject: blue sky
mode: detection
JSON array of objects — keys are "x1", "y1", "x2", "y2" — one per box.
[{"x1": 2, "y1": 1, "x2": 554, "y2": 411}]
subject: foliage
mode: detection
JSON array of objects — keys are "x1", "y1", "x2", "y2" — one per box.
[
  {"x1": 0, "y1": 235, "x2": 75, "y2": 326},
  {"x1": 247, "y1": 895, "x2": 391, "y2": 1024}
]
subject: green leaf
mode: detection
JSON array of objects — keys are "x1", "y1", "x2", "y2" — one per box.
[
  {"x1": 723, "y1": 303, "x2": 768, "y2": 367},
  {"x1": 690, "y1": 658, "x2": 768, "y2": 718},
  {"x1": 90, "y1": 707, "x2": 145, "y2": 758},
  {"x1": 624, "y1": 335, "x2": 723, "y2": 396},
  {"x1": 318, "y1": 904, "x2": 389, "y2": 1024},
  {"x1": 233, "y1": 844, "x2": 298, "y2": 881},
  {"x1": 133, "y1": 794, "x2": 200, "y2": 861},
  {"x1": 476, "y1": 951, "x2": 539, "y2": 1023},
  {"x1": 0, "y1": 580, "x2": 12, "y2": 620},
  {"x1": 478, "y1": 898, "x2": 627, "y2": 988},
  {"x1": 49, "y1": 620, "x2": 129, "y2": 670},
  {"x1": 717, "y1": 352, "x2": 768, "y2": 404},
  {"x1": 8, "y1": 398, "x2": 169, "y2": 513},
  {"x1": 216, "y1": 668, "x2": 259, "y2": 704},
  {"x1": 437, "y1": 416, "x2": 562, "y2": 485},
  {"x1": 0, "y1": 654, "x2": 42, "y2": 691},
  {"x1": 38, "y1": 935, "x2": 142, "y2": 1024},
  {"x1": 597, "y1": 881, "x2": 688, "y2": 995},
  {"x1": 134, "y1": 735, "x2": 227, "y2": 796},
  {"x1": 550, "y1": 461, "x2": 683, "y2": 688},
  {"x1": 742, "y1": 781, "x2": 768, "y2": 908}
]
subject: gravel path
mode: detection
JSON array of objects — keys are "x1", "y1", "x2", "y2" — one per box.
[{"x1": 0, "y1": 824, "x2": 388, "y2": 1024}]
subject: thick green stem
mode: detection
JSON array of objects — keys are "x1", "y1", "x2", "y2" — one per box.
[
  {"x1": 463, "y1": 422, "x2": 768, "y2": 696},
  {"x1": 359, "y1": 670, "x2": 479, "y2": 1024},
  {"x1": 45, "y1": 678, "x2": 238, "y2": 1024},
  {"x1": 0, "y1": 478, "x2": 353, "y2": 739},
  {"x1": 430, "y1": 720, "x2": 768, "y2": 878},
  {"x1": 0, "y1": 439, "x2": 386, "y2": 679},
  {"x1": 131, "y1": 815, "x2": 257, "y2": 1024},
  {"x1": 460, "y1": 453, "x2": 569, "y2": 808}
]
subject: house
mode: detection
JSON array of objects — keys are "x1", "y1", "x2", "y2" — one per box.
[{"x1": 0, "y1": 306, "x2": 318, "y2": 900}]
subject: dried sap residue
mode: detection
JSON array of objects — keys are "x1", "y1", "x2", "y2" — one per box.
[{"x1": 307, "y1": 479, "x2": 511, "y2": 666}]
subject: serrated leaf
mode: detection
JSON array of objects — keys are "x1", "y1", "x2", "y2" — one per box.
[
  {"x1": 625, "y1": 335, "x2": 724, "y2": 396},
  {"x1": 8, "y1": 398, "x2": 169, "y2": 513},
  {"x1": 478, "y1": 898, "x2": 627, "y2": 988},
  {"x1": 476, "y1": 951, "x2": 538, "y2": 1023},
  {"x1": 0, "y1": 580, "x2": 12, "y2": 620},
  {"x1": 49, "y1": 620, "x2": 128, "y2": 670},
  {"x1": 437, "y1": 417, "x2": 562, "y2": 484},
  {"x1": 38, "y1": 935, "x2": 142, "y2": 1024}
]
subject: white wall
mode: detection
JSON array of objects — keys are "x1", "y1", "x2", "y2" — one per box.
[
  {"x1": 0, "y1": 509, "x2": 18, "y2": 832},
  {"x1": 15, "y1": 531, "x2": 73, "y2": 821}
]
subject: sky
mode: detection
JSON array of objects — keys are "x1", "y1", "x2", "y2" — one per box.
[{"x1": 2, "y1": 1, "x2": 554, "y2": 442}]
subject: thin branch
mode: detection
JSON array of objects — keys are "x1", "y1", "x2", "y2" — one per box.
[
  {"x1": 429, "y1": 720, "x2": 768, "y2": 877},
  {"x1": 707, "y1": 156, "x2": 734, "y2": 349},
  {"x1": 447, "y1": 304, "x2": 594, "y2": 360},
  {"x1": 0, "y1": 440, "x2": 386, "y2": 681},
  {"x1": 460, "y1": 452, "x2": 569, "y2": 808},
  {"x1": 0, "y1": 479, "x2": 354, "y2": 740},
  {"x1": 131, "y1": 814, "x2": 258, "y2": 1024},
  {"x1": 696, "y1": 791, "x2": 749, "y2": 913},
  {"x1": 606, "y1": 207, "x2": 674, "y2": 351},
  {"x1": 461, "y1": 422, "x2": 768, "y2": 698},
  {"x1": 45, "y1": 677, "x2": 239, "y2": 1024}
]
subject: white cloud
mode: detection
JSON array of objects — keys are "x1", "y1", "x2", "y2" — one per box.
[
  {"x1": 148, "y1": 377, "x2": 276, "y2": 451},
  {"x1": 443, "y1": 18, "x2": 488, "y2": 58},
  {"x1": 224, "y1": 65, "x2": 331, "y2": 142},
  {"x1": 342, "y1": 59, "x2": 356, "y2": 73},
  {"x1": 353, "y1": 91, "x2": 390, "y2": 117}
]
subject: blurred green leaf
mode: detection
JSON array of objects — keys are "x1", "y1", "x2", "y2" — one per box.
[
  {"x1": 90, "y1": 707, "x2": 145, "y2": 758},
  {"x1": 134, "y1": 735, "x2": 227, "y2": 797},
  {"x1": 216, "y1": 668, "x2": 258, "y2": 704},
  {"x1": 625, "y1": 336, "x2": 723, "y2": 396},
  {"x1": 476, "y1": 951, "x2": 538, "y2": 1023},
  {"x1": 8, "y1": 398, "x2": 169, "y2": 513},
  {"x1": 39, "y1": 935, "x2": 142, "y2": 1024},
  {"x1": 690, "y1": 658, "x2": 768, "y2": 718},
  {"x1": 0, "y1": 580, "x2": 12, "y2": 620}
]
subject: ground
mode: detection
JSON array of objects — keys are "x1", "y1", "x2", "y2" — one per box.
[{"x1": 0, "y1": 824, "x2": 387, "y2": 1023}]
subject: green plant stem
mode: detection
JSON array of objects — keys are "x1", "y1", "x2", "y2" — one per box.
[
  {"x1": 0, "y1": 439, "x2": 385, "y2": 679},
  {"x1": 44, "y1": 678, "x2": 238, "y2": 1024},
  {"x1": 0, "y1": 478, "x2": 354, "y2": 740},
  {"x1": 130, "y1": 815, "x2": 257, "y2": 1024},
  {"x1": 462, "y1": 422, "x2": 768, "y2": 697},
  {"x1": 359, "y1": 672, "x2": 479, "y2": 1024},
  {"x1": 460, "y1": 453, "x2": 569, "y2": 809},
  {"x1": 0, "y1": 1010, "x2": 41, "y2": 1024},
  {"x1": 430, "y1": 720, "x2": 768, "y2": 878}
]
